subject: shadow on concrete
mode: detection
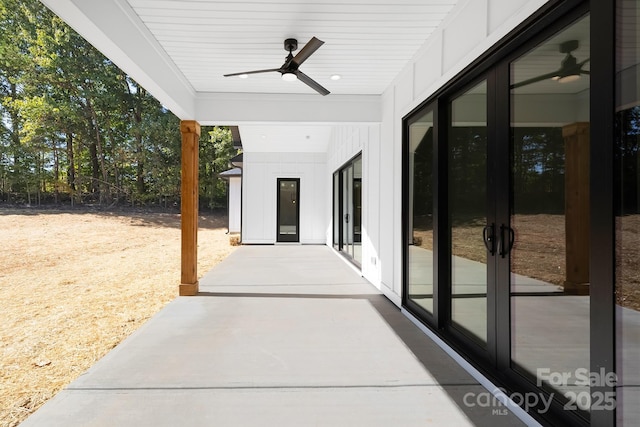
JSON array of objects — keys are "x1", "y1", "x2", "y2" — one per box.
[{"x1": 197, "y1": 290, "x2": 523, "y2": 427}]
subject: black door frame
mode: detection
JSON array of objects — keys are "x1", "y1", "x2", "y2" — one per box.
[
  {"x1": 276, "y1": 178, "x2": 300, "y2": 243},
  {"x1": 402, "y1": 1, "x2": 616, "y2": 425}
]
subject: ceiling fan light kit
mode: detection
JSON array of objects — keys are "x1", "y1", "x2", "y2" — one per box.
[
  {"x1": 281, "y1": 72, "x2": 297, "y2": 82},
  {"x1": 555, "y1": 74, "x2": 581, "y2": 83},
  {"x1": 224, "y1": 37, "x2": 330, "y2": 96},
  {"x1": 511, "y1": 39, "x2": 589, "y2": 89}
]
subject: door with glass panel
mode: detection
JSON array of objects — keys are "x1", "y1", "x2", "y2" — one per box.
[
  {"x1": 277, "y1": 178, "x2": 299, "y2": 242},
  {"x1": 406, "y1": 108, "x2": 436, "y2": 316},
  {"x1": 507, "y1": 13, "x2": 591, "y2": 418},
  {"x1": 333, "y1": 155, "x2": 363, "y2": 266},
  {"x1": 405, "y1": 83, "x2": 492, "y2": 346},
  {"x1": 333, "y1": 171, "x2": 340, "y2": 250},
  {"x1": 404, "y1": 7, "x2": 594, "y2": 423},
  {"x1": 342, "y1": 165, "x2": 354, "y2": 257},
  {"x1": 447, "y1": 80, "x2": 491, "y2": 349},
  {"x1": 444, "y1": 13, "x2": 592, "y2": 392}
]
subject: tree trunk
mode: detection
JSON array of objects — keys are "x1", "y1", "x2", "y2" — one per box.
[
  {"x1": 134, "y1": 87, "x2": 146, "y2": 195},
  {"x1": 88, "y1": 138, "x2": 100, "y2": 195},
  {"x1": 65, "y1": 131, "x2": 76, "y2": 191},
  {"x1": 65, "y1": 131, "x2": 76, "y2": 205},
  {"x1": 53, "y1": 140, "x2": 60, "y2": 204},
  {"x1": 9, "y1": 82, "x2": 22, "y2": 197},
  {"x1": 85, "y1": 97, "x2": 109, "y2": 203}
]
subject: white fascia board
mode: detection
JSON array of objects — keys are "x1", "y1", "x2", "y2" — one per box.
[
  {"x1": 195, "y1": 93, "x2": 382, "y2": 125},
  {"x1": 39, "y1": 0, "x2": 196, "y2": 119}
]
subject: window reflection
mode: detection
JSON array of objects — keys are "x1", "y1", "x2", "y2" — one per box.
[
  {"x1": 510, "y1": 15, "x2": 590, "y2": 410},
  {"x1": 407, "y1": 109, "x2": 435, "y2": 314},
  {"x1": 449, "y1": 81, "x2": 488, "y2": 345}
]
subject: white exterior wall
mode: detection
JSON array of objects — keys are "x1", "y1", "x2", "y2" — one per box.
[
  {"x1": 242, "y1": 152, "x2": 326, "y2": 244},
  {"x1": 228, "y1": 177, "x2": 242, "y2": 234},
  {"x1": 358, "y1": 0, "x2": 550, "y2": 305},
  {"x1": 326, "y1": 125, "x2": 382, "y2": 289}
]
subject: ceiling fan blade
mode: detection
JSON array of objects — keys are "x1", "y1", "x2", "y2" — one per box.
[
  {"x1": 510, "y1": 71, "x2": 560, "y2": 89},
  {"x1": 224, "y1": 67, "x2": 282, "y2": 77},
  {"x1": 296, "y1": 70, "x2": 330, "y2": 96},
  {"x1": 292, "y1": 37, "x2": 324, "y2": 67}
]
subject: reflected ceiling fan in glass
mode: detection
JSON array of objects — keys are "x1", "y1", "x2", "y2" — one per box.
[
  {"x1": 511, "y1": 40, "x2": 589, "y2": 89},
  {"x1": 223, "y1": 37, "x2": 330, "y2": 96}
]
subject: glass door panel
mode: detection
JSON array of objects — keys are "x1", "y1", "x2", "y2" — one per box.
[
  {"x1": 333, "y1": 172, "x2": 340, "y2": 250},
  {"x1": 509, "y1": 14, "x2": 590, "y2": 408},
  {"x1": 353, "y1": 157, "x2": 363, "y2": 265},
  {"x1": 407, "y1": 108, "x2": 435, "y2": 314},
  {"x1": 335, "y1": 155, "x2": 363, "y2": 266},
  {"x1": 449, "y1": 80, "x2": 488, "y2": 346},
  {"x1": 342, "y1": 166, "x2": 353, "y2": 257},
  {"x1": 277, "y1": 178, "x2": 299, "y2": 242}
]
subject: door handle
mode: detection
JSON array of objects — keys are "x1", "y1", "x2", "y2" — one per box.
[
  {"x1": 483, "y1": 223, "x2": 496, "y2": 256},
  {"x1": 499, "y1": 224, "x2": 515, "y2": 258},
  {"x1": 345, "y1": 213, "x2": 350, "y2": 223}
]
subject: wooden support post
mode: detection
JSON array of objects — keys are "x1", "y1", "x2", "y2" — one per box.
[
  {"x1": 563, "y1": 122, "x2": 590, "y2": 295},
  {"x1": 180, "y1": 120, "x2": 200, "y2": 296}
]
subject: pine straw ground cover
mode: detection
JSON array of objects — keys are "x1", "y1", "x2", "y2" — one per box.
[{"x1": 0, "y1": 208, "x2": 236, "y2": 427}]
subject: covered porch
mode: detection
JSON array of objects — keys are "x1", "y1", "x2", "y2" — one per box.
[{"x1": 20, "y1": 245, "x2": 528, "y2": 426}]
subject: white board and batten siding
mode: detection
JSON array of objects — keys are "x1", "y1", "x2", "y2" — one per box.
[
  {"x1": 227, "y1": 177, "x2": 242, "y2": 234},
  {"x1": 241, "y1": 152, "x2": 327, "y2": 244}
]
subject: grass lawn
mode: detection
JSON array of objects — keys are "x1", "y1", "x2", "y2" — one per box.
[{"x1": 0, "y1": 208, "x2": 236, "y2": 427}]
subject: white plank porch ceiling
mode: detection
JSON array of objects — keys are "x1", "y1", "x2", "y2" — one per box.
[{"x1": 126, "y1": 0, "x2": 459, "y2": 95}]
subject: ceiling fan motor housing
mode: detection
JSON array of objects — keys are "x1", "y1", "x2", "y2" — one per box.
[
  {"x1": 284, "y1": 38, "x2": 298, "y2": 52},
  {"x1": 559, "y1": 39, "x2": 579, "y2": 53}
]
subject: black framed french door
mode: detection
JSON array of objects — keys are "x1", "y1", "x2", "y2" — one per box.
[
  {"x1": 446, "y1": 78, "x2": 495, "y2": 356},
  {"x1": 333, "y1": 154, "x2": 362, "y2": 266},
  {"x1": 445, "y1": 9, "x2": 593, "y2": 420},
  {"x1": 404, "y1": 3, "x2": 598, "y2": 425},
  {"x1": 276, "y1": 178, "x2": 299, "y2": 242},
  {"x1": 504, "y1": 11, "x2": 592, "y2": 423}
]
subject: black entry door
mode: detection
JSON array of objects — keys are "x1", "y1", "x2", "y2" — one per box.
[{"x1": 277, "y1": 178, "x2": 299, "y2": 242}]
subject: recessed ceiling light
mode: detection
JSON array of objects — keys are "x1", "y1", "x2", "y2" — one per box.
[
  {"x1": 330, "y1": 74, "x2": 342, "y2": 81},
  {"x1": 238, "y1": 74, "x2": 249, "y2": 79}
]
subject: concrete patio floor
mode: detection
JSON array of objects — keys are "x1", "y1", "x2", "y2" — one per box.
[{"x1": 21, "y1": 245, "x2": 531, "y2": 427}]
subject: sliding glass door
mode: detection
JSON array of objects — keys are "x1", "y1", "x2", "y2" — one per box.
[
  {"x1": 509, "y1": 15, "x2": 591, "y2": 415},
  {"x1": 404, "y1": 6, "x2": 595, "y2": 425},
  {"x1": 448, "y1": 80, "x2": 489, "y2": 348},
  {"x1": 406, "y1": 107, "x2": 435, "y2": 316},
  {"x1": 333, "y1": 154, "x2": 362, "y2": 266}
]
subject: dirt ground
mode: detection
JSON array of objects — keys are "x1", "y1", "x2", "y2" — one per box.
[
  {"x1": 413, "y1": 214, "x2": 640, "y2": 310},
  {"x1": 0, "y1": 208, "x2": 236, "y2": 427}
]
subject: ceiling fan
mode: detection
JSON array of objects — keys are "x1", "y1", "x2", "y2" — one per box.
[
  {"x1": 224, "y1": 37, "x2": 330, "y2": 96},
  {"x1": 511, "y1": 40, "x2": 590, "y2": 89}
]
